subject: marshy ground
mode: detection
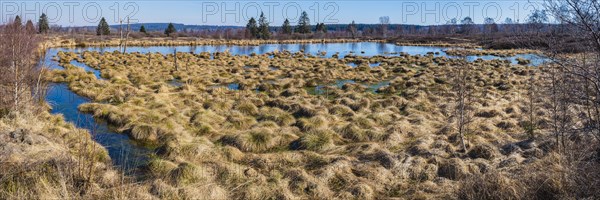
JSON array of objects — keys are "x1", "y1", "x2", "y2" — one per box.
[{"x1": 40, "y1": 46, "x2": 568, "y2": 199}]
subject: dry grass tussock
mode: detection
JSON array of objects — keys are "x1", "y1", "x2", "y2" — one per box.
[
  {"x1": 42, "y1": 47, "x2": 600, "y2": 199},
  {"x1": 0, "y1": 111, "x2": 154, "y2": 199},
  {"x1": 457, "y1": 145, "x2": 600, "y2": 200}
]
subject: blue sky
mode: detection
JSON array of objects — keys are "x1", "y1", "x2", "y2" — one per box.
[{"x1": 1, "y1": 1, "x2": 546, "y2": 26}]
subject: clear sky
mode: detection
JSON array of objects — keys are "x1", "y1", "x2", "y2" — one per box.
[{"x1": 1, "y1": 0, "x2": 546, "y2": 26}]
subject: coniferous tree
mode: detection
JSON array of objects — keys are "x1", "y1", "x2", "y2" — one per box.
[
  {"x1": 296, "y1": 11, "x2": 311, "y2": 34},
  {"x1": 25, "y1": 20, "x2": 35, "y2": 33},
  {"x1": 97, "y1": 17, "x2": 110, "y2": 36},
  {"x1": 282, "y1": 18, "x2": 292, "y2": 34},
  {"x1": 316, "y1": 23, "x2": 327, "y2": 33},
  {"x1": 139, "y1": 25, "x2": 147, "y2": 33},
  {"x1": 246, "y1": 17, "x2": 258, "y2": 38},
  {"x1": 258, "y1": 12, "x2": 270, "y2": 39},
  {"x1": 14, "y1": 15, "x2": 22, "y2": 26},
  {"x1": 164, "y1": 23, "x2": 176, "y2": 36},
  {"x1": 38, "y1": 13, "x2": 49, "y2": 34}
]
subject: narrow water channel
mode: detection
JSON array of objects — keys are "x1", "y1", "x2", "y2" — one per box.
[
  {"x1": 43, "y1": 52, "x2": 151, "y2": 174},
  {"x1": 46, "y1": 84, "x2": 151, "y2": 173}
]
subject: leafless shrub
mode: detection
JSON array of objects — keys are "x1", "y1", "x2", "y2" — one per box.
[
  {"x1": 514, "y1": 1, "x2": 600, "y2": 198},
  {"x1": 451, "y1": 59, "x2": 475, "y2": 152},
  {"x1": 0, "y1": 20, "x2": 45, "y2": 116}
]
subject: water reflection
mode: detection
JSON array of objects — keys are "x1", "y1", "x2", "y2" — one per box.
[
  {"x1": 45, "y1": 84, "x2": 151, "y2": 174},
  {"x1": 49, "y1": 42, "x2": 443, "y2": 58},
  {"x1": 40, "y1": 42, "x2": 549, "y2": 175},
  {"x1": 377, "y1": 42, "x2": 389, "y2": 54}
]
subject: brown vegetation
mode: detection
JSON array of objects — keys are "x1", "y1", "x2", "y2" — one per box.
[{"x1": 44, "y1": 46, "x2": 577, "y2": 199}]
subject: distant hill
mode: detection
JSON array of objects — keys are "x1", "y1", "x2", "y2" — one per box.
[
  {"x1": 84, "y1": 23, "x2": 424, "y2": 32},
  {"x1": 79, "y1": 23, "x2": 243, "y2": 32},
  {"x1": 76, "y1": 22, "x2": 503, "y2": 33},
  {"x1": 115, "y1": 23, "x2": 243, "y2": 31}
]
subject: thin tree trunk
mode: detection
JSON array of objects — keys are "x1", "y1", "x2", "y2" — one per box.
[
  {"x1": 123, "y1": 17, "x2": 130, "y2": 53},
  {"x1": 174, "y1": 49, "x2": 178, "y2": 71}
]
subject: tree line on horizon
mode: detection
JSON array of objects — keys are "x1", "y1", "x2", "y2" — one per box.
[{"x1": 9, "y1": 9, "x2": 554, "y2": 40}]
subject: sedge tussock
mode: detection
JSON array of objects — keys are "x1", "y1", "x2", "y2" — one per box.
[{"x1": 42, "y1": 46, "x2": 565, "y2": 199}]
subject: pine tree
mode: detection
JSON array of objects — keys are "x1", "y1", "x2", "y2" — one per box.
[
  {"x1": 296, "y1": 11, "x2": 311, "y2": 34},
  {"x1": 96, "y1": 17, "x2": 110, "y2": 36},
  {"x1": 38, "y1": 13, "x2": 49, "y2": 34},
  {"x1": 25, "y1": 20, "x2": 35, "y2": 33},
  {"x1": 14, "y1": 15, "x2": 22, "y2": 26},
  {"x1": 282, "y1": 18, "x2": 292, "y2": 34},
  {"x1": 246, "y1": 17, "x2": 258, "y2": 38},
  {"x1": 258, "y1": 12, "x2": 270, "y2": 39},
  {"x1": 316, "y1": 23, "x2": 327, "y2": 33},
  {"x1": 164, "y1": 23, "x2": 176, "y2": 36},
  {"x1": 140, "y1": 25, "x2": 147, "y2": 33}
]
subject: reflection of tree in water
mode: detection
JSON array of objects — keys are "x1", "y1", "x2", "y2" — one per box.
[
  {"x1": 317, "y1": 43, "x2": 327, "y2": 55},
  {"x1": 377, "y1": 42, "x2": 389, "y2": 54},
  {"x1": 299, "y1": 43, "x2": 310, "y2": 53},
  {"x1": 393, "y1": 45, "x2": 404, "y2": 53},
  {"x1": 259, "y1": 44, "x2": 269, "y2": 54},
  {"x1": 214, "y1": 45, "x2": 227, "y2": 53},
  {"x1": 189, "y1": 45, "x2": 197, "y2": 53},
  {"x1": 350, "y1": 42, "x2": 359, "y2": 52},
  {"x1": 169, "y1": 46, "x2": 177, "y2": 54},
  {"x1": 197, "y1": 45, "x2": 209, "y2": 53},
  {"x1": 232, "y1": 45, "x2": 254, "y2": 55},
  {"x1": 279, "y1": 44, "x2": 290, "y2": 52}
]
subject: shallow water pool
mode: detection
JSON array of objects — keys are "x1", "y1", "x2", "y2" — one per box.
[{"x1": 45, "y1": 84, "x2": 152, "y2": 173}]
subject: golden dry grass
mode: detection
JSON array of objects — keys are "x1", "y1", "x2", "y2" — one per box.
[
  {"x1": 41, "y1": 46, "x2": 578, "y2": 199},
  {"x1": 0, "y1": 111, "x2": 153, "y2": 199}
]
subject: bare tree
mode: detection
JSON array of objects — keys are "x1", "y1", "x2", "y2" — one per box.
[
  {"x1": 526, "y1": 9, "x2": 549, "y2": 33},
  {"x1": 525, "y1": 70, "x2": 539, "y2": 139},
  {"x1": 347, "y1": 20, "x2": 358, "y2": 38},
  {"x1": 123, "y1": 17, "x2": 131, "y2": 53},
  {"x1": 379, "y1": 16, "x2": 390, "y2": 38},
  {"x1": 0, "y1": 20, "x2": 45, "y2": 114},
  {"x1": 539, "y1": 0, "x2": 600, "y2": 196},
  {"x1": 451, "y1": 59, "x2": 474, "y2": 152},
  {"x1": 460, "y1": 17, "x2": 475, "y2": 35},
  {"x1": 484, "y1": 17, "x2": 499, "y2": 34},
  {"x1": 543, "y1": 63, "x2": 573, "y2": 153},
  {"x1": 546, "y1": 0, "x2": 600, "y2": 139},
  {"x1": 446, "y1": 18, "x2": 458, "y2": 34}
]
